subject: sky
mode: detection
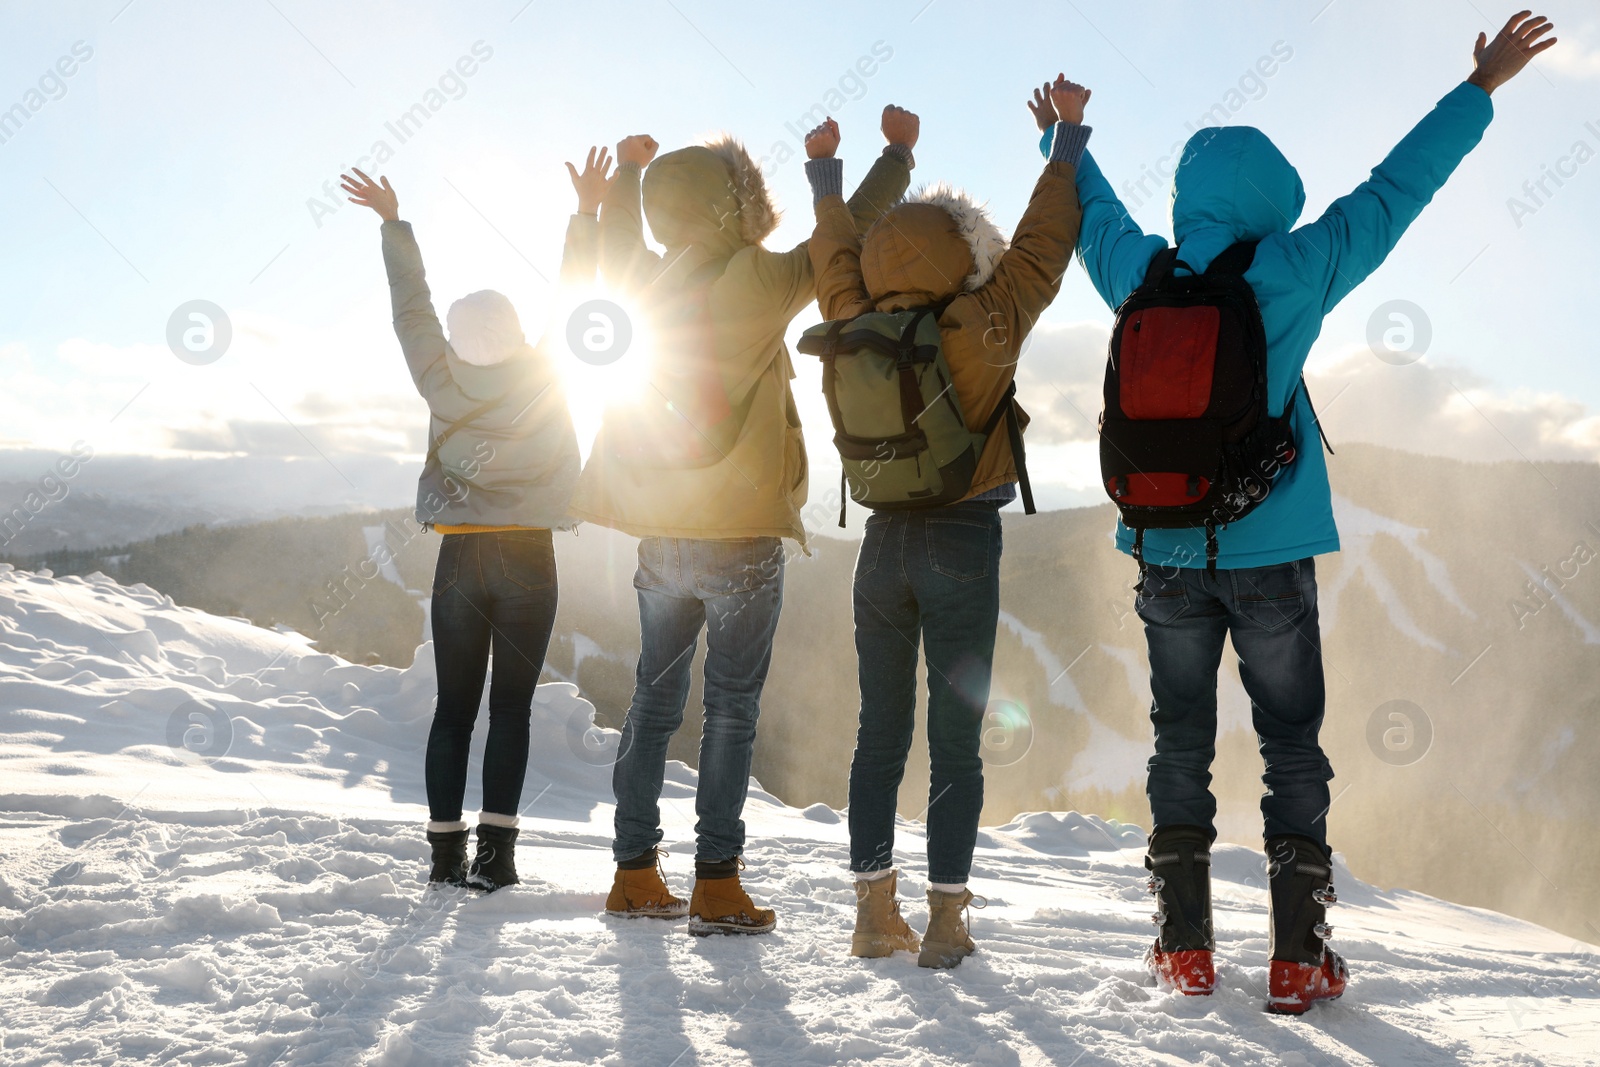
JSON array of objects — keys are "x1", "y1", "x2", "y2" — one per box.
[{"x1": 2, "y1": 0, "x2": 1598, "y2": 526}]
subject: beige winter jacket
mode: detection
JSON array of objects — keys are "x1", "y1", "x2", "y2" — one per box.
[{"x1": 569, "y1": 144, "x2": 911, "y2": 543}]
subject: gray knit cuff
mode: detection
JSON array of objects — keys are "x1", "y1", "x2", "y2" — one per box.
[
  {"x1": 881, "y1": 143, "x2": 915, "y2": 169},
  {"x1": 805, "y1": 157, "x2": 845, "y2": 204},
  {"x1": 1048, "y1": 122, "x2": 1092, "y2": 167}
]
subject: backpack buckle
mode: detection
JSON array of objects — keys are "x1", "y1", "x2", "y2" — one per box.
[{"x1": 1185, "y1": 474, "x2": 1201, "y2": 498}]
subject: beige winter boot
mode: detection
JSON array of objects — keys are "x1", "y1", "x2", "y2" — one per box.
[
  {"x1": 850, "y1": 871, "x2": 921, "y2": 958},
  {"x1": 605, "y1": 851, "x2": 688, "y2": 919},
  {"x1": 919, "y1": 887, "x2": 984, "y2": 969},
  {"x1": 687, "y1": 861, "x2": 777, "y2": 936}
]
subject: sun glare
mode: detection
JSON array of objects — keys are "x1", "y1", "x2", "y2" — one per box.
[{"x1": 547, "y1": 284, "x2": 657, "y2": 462}]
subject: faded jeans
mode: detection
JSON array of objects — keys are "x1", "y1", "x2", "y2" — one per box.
[{"x1": 611, "y1": 536, "x2": 785, "y2": 863}]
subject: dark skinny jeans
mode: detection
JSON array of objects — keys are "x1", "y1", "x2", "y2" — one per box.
[{"x1": 425, "y1": 530, "x2": 559, "y2": 822}]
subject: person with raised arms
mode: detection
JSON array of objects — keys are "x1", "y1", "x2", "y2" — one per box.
[
  {"x1": 799, "y1": 78, "x2": 1091, "y2": 968},
  {"x1": 341, "y1": 150, "x2": 612, "y2": 892},
  {"x1": 584, "y1": 108, "x2": 919, "y2": 935},
  {"x1": 1037, "y1": 11, "x2": 1556, "y2": 1012}
]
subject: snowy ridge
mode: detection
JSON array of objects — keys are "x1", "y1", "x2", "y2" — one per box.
[
  {"x1": 1322, "y1": 495, "x2": 1477, "y2": 653},
  {"x1": 2, "y1": 566, "x2": 1598, "y2": 1065}
]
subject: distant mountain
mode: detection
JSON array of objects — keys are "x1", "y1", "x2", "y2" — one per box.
[
  {"x1": 9, "y1": 443, "x2": 1599, "y2": 943},
  {"x1": 0, "y1": 449, "x2": 420, "y2": 553}
]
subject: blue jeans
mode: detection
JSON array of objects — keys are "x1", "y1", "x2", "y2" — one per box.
[
  {"x1": 848, "y1": 502, "x2": 1003, "y2": 885},
  {"x1": 1136, "y1": 557, "x2": 1333, "y2": 848},
  {"x1": 426, "y1": 530, "x2": 559, "y2": 822},
  {"x1": 611, "y1": 537, "x2": 785, "y2": 863}
]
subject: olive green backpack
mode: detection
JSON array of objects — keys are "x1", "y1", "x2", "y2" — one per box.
[{"x1": 796, "y1": 307, "x2": 1035, "y2": 525}]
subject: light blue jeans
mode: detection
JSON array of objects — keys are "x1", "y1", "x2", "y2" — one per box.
[{"x1": 611, "y1": 536, "x2": 785, "y2": 863}]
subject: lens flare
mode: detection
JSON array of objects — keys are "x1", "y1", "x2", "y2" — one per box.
[{"x1": 981, "y1": 699, "x2": 1035, "y2": 767}]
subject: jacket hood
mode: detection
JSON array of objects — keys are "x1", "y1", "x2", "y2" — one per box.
[
  {"x1": 860, "y1": 183, "x2": 1007, "y2": 308},
  {"x1": 446, "y1": 289, "x2": 527, "y2": 366},
  {"x1": 1170, "y1": 126, "x2": 1305, "y2": 268},
  {"x1": 642, "y1": 137, "x2": 777, "y2": 255}
]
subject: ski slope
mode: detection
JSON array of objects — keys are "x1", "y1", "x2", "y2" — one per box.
[{"x1": 1, "y1": 565, "x2": 1597, "y2": 1066}]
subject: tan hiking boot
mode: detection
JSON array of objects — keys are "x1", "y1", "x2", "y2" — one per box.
[
  {"x1": 919, "y1": 887, "x2": 985, "y2": 969},
  {"x1": 851, "y1": 871, "x2": 921, "y2": 958},
  {"x1": 605, "y1": 852, "x2": 688, "y2": 919},
  {"x1": 688, "y1": 862, "x2": 776, "y2": 936}
]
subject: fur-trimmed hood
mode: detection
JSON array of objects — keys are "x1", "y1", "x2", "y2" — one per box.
[
  {"x1": 859, "y1": 183, "x2": 1008, "y2": 308},
  {"x1": 642, "y1": 136, "x2": 778, "y2": 256}
]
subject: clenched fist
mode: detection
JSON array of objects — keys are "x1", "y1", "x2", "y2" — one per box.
[
  {"x1": 880, "y1": 105, "x2": 919, "y2": 151},
  {"x1": 1048, "y1": 77, "x2": 1091, "y2": 125},
  {"x1": 805, "y1": 118, "x2": 841, "y2": 160},
  {"x1": 617, "y1": 134, "x2": 659, "y2": 168}
]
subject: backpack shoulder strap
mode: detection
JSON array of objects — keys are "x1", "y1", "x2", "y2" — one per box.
[
  {"x1": 1294, "y1": 376, "x2": 1336, "y2": 456},
  {"x1": 1205, "y1": 240, "x2": 1259, "y2": 277},
  {"x1": 894, "y1": 308, "x2": 938, "y2": 429},
  {"x1": 817, "y1": 321, "x2": 850, "y2": 435},
  {"x1": 426, "y1": 393, "x2": 502, "y2": 468},
  {"x1": 1142, "y1": 247, "x2": 1182, "y2": 287},
  {"x1": 979, "y1": 382, "x2": 1036, "y2": 515}
]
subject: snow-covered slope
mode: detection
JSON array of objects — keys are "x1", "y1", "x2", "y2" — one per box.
[{"x1": 2, "y1": 566, "x2": 1597, "y2": 1066}]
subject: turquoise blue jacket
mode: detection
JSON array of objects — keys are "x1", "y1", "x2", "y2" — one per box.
[{"x1": 1044, "y1": 81, "x2": 1493, "y2": 570}]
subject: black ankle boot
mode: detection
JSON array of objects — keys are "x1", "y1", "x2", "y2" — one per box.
[
  {"x1": 467, "y1": 824, "x2": 520, "y2": 891},
  {"x1": 1266, "y1": 835, "x2": 1337, "y2": 964},
  {"x1": 1146, "y1": 826, "x2": 1215, "y2": 953},
  {"x1": 426, "y1": 829, "x2": 469, "y2": 887}
]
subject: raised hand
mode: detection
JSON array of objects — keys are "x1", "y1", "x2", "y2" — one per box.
[
  {"x1": 1468, "y1": 10, "x2": 1557, "y2": 94},
  {"x1": 565, "y1": 146, "x2": 617, "y2": 214},
  {"x1": 880, "y1": 105, "x2": 919, "y2": 151},
  {"x1": 339, "y1": 168, "x2": 399, "y2": 222},
  {"x1": 617, "y1": 134, "x2": 660, "y2": 168},
  {"x1": 1048, "y1": 75, "x2": 1092, "y2": 125},
  {"x1": 805, "y1": 118, "x2": 841, "y2": 160},
  {"x1": 1027, "y1": 79, "x2": 1059, "y2": 132}
]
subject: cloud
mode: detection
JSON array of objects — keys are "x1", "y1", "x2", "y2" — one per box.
[
  {"x1": 0, "y1": 305, "x2": 431, "y2": 462},
  {"x1": 1543, "y1": 20, "x2": 1600, "y2": 81},
  {"x1": 1011, "y1": 322, "x2": 1113, "y2": 445},
  {"x1": 1005, "y1": 322, "x2": 1600, "y2": 481},
  {"x1": 164, "y1": 419, "x2": 413, "y2": 458},
  {"x1": 1307, "y1": 350, "x2": 1600, "y2": 466}
]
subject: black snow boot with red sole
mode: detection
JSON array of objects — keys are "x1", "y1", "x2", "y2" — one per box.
[
  {"x1": 1144, "y1": 826, "x2": 1216, "y2": 995},
  {"x1": 1266, "y1": 835, "x2": 1348, "y2": 1015}
]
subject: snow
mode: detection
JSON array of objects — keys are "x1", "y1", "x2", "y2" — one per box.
[
  {"x1": 1322, "y1": 495, "x2": 1478, "y2": 652},
  {"x1": 2, "y1": 565, "x2": 1599, "y2": 1065},
  {"x1": 1514, "y1": 560, "x2": 1600, "y2": 645}
]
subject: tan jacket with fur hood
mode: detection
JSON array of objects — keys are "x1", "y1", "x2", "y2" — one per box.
[
  {"x1": 569, "y1": 141, "x2": 912, "y2": 543},
  {"x1": 809, "y1": 159, "x2": 1083, "y2": 501}
]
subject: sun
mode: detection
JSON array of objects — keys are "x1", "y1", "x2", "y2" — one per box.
[{"x1": 545, "y1": 283, "x2": 657, "y2": 462}]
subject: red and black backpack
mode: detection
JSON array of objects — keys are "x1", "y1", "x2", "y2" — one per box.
[{"x1": 1100, "y1": 240, "x2": 1329, "y2": 573}]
